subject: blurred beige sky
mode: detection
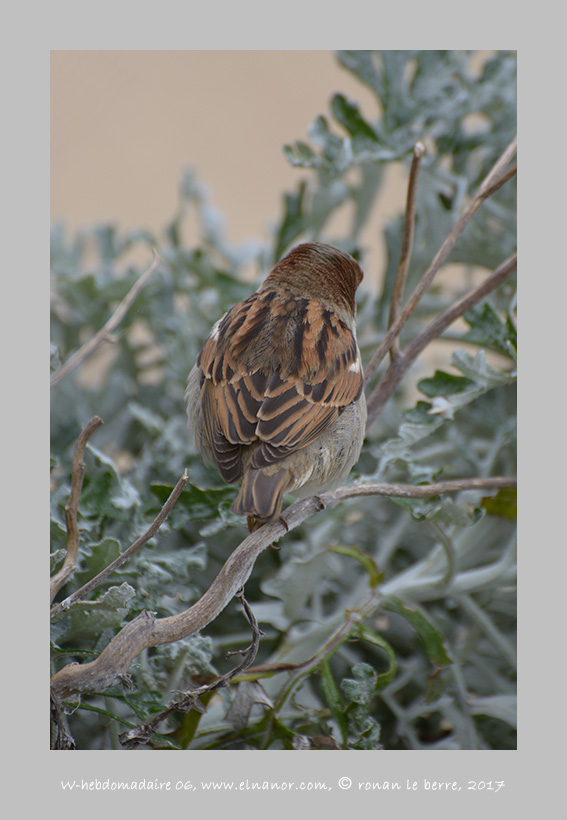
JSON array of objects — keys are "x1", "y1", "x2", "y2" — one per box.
[{"x1": 50, "y1": 50, "x2": 409, "y2": 286}]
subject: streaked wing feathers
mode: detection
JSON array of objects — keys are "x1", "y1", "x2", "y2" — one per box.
[{"x1": 197, "y1": 288, "x2": 363, "y2": 478}]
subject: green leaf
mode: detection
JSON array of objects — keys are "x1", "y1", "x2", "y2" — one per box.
[
  {"x1": 319, "y1": 657, "x2": 348, "y2": 744},
  {"x1": 336, "y1": 50, "x2": 384, "y2": 98},
  {"x1": 383, "y1": 350, "x2": 516, "y2": 450},
  {"x1": 331, "y1": 93, "x2": 380, "y2": 149},
  {"x1": 463, "y1": 302, "x2": 517, "y2": 358},
  {"x1": 50, "y1": 583, "x2": 136, "y2": 644},
  {"x1": 402, "y1": 400, "x2": 443, "y2": 425},
  {"x1": 340, "y1": 662, "x2": 377, "y2": 706},
  {"x1": 376, "y1": 408, "x2": 445, "y2": 473},
  {"x1": 73, "y1": 702, "x2": 138, "y2": 728},
  {"x1": 75, "y1": 537, "x2": 122, "y2": 587},
  {"x1": 150, "y1": 481, "x2": 235, "y2": 520},
  {"x1": 106, "y1": 688, "x2": 169, "y2": 721},
  {"x1": 149, "y1": 735, "x2": 185, "y2": 750},
  {"x1": 355, "y1": 625, "x2": 397, "y2": 689},
  {"x1": 481, "y1": 487, "x2": 517, "y2": 520},
  {"x1": 350, "y1": 164, "x2": 383, "y2": 238},
  {"x1": 174, "y1": 689, "x2": 217, "y2": 749},
  {"x1": 329, "y1": 544, "x2": 383, "y2": 587},
  {"x1": 128, "y1": 401, "x2": 164, "y2": 435},
  {"x1": 309, "y1": 115, "x2": 344, "y2": 160},
  {"x1": 283, "y1": 141, "x2": 317, "y2": 169},
  {"x1": 50, "y1": 548, "x2": 67, "y2": 574},
  {"x1": 382, "y1": 598, "x2": 452, "y2": 667},
  {"x1": 451, "y1": 349, "x2": 516, "y2": 387},
  {"x1": 469, "y1": 694, "x2": 517, "y2": 728},
  {"x1": 273, "y1": 181, "x2": 308, "y2": 261},
  {"x1": 392, "y1": 491, "x2": 483, "y2": 528},
  {"x1": 418, "y1": 370, "x2": 475, "y2": 397},
  {"x1": 81, "y1": 445, "x2": 140, "y2": 520},
  {"x1": 345, "y1": 716, "x2": 382, "y2": 750}
]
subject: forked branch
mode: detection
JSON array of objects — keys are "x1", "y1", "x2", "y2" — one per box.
[
  {"x1": 118, "y1": 591, "x2": 263, "y2": 748},
  {"x1": 364, "y1": 136, "x2": 517, "y2": 385},
  {"x1": 366, "y1": 252, "x2": 517, "y2": 425},
  {"x1": 50, "y1": 469, "x2": 190, "y2": 618},
  {"x1": 50, "y1": 475, "x2": 516, "y2": 702}
]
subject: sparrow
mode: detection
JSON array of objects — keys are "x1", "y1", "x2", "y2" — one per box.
[{"x1": 185, "y1": 242, "x2": 367, "y2": 528}]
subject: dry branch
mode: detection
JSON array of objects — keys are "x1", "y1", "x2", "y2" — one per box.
[
  {"x1": 50, "y1": 692, "x2": 76, "y2": 750},
  {"x1": 50, "y1": 416, "x2": 103, "y2": 603},
  {"x1": 50, "y1": 475, "x2": 516, "y2": 702},
  {"x1": 364, "y1": 136, "x2": 517, "y2": 384},
  {"x1": 50, "y1": 251, "x2": 161, "y2": 388},
  {"x1": 50, "y1": 470, "x2": 190, "y2": 618},
  {"x1": 366, "y1": 253, "x2": 517, "y2": 425},
  {"x1": 118, "y1": 591, "x2": 263, "y2": 748},
  {"x1": 388, "y1": 141, "x2": 424, "y2": 362}
]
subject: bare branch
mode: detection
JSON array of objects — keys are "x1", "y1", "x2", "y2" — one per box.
[
  {"x1": 480, "y1": 162, "x2": 517, "y2": 200},
  {"x1": 50, "y1": 250, "x2": 161, "y2": 388},
  {"x1": 118, "y1": 590, "x2": 263, "y2": 748},
  {"x1": 242, "y1": 583, "x2": 388, "y2": 692},
  {"x1": 50, "y1": 416, "x2": 103, "y2": 603},
  {"x1": 318, "y1": 476, "x2": 516, "y2": 503},
  {"x1": 50, "y1": 474, "x2": 515, "y2": 701},
  {"x1": 364, "y1": 136, "x2": 517, "y2": 383},
  {"x1": 366, "y1": 253, "x2": 517, "y2": 425},
  {"x1": 50, "y1": 692, "x2": 76, "y2": 750},
  {"x1": 388, "y1": 141, "x2": 425, "y2": 362},
  {"x1": 50, "y1": 470, "x2": 190, "y2": 618}
]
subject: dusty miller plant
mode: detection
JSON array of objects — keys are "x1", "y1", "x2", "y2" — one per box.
[{"x1": 50, "y1": 50, "x2": 516, "y2": 750}]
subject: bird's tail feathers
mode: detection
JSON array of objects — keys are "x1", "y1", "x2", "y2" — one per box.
[{"x1": 231, "y1": 468, "x2": 288, "y2": 524}]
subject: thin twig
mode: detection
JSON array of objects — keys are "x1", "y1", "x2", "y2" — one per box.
[
  {"x1": 364, "y1": 136, "x2": 517, "y2": 384},
  {"x1": 366, "y1": 253, "x2": 517, "y2": 426},
  {"x1": 406, "y1": 253, "x2": 517, "y2": 358},
  {"x1": 50, "y1": 692, "x2": 76, "y2": 750},
  {"x1": 118, "y1": 590, "x2": 263, "y2": 748},
  {"x1": 269, "y1": 587, "x2": 387, "y2": 719},
  {"x1": 50, "y1": 250, "x2": 161, "y2": 388},
  {"x1": 50, "y1": 470, "x2": 190, "y2": 618},
  {"x1": 50, "y1": 416, "x2": 104, "y2": 603},
  {"x1": 50, "y1": 475, "x2": 515, "y2": 701},
  {"x1": 479, "y1": 163, "x2": 517, "y2": 200},
  {"x1": 388, "y1": 142, "x2": 425, "y2": 362}
]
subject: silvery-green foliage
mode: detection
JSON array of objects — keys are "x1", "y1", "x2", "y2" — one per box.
[{"x1": 51, "y1": 50, "x2": 516, "y2": 750}]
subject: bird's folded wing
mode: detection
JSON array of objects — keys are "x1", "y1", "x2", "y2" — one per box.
[{"x1": 197, "y1": 290, "x2": 363, "y2": 479}]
